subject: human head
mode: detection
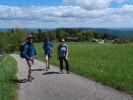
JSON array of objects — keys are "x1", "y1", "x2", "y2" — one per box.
[
  {"x1": 60, "y1": 38, "x2": 65, "y2": 44},
  {"x1": 26, "y1": 36, "x2": 33, "y2": 43},
  {"x1": 44, "y1": 37, "x2": 49, "y2": 43}
]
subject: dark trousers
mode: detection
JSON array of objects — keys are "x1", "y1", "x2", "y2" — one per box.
[{"x1": 59, "y1": 57, "x2": 69, "y2": 72}]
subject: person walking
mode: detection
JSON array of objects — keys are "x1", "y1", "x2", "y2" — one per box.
[
  {"x1": 43, "y1": 38, "x2": 53, "y2": 71},
  {"x1": 58, "y1": 38, "x2": 70, "y2": 74},
  {"x1": 20, "y1": 36, "x2": 37, "y2": 81}
]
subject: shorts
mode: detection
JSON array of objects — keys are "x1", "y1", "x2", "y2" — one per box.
[
  {"x1": 45, "y1": 52, "x2": 52, "y2": 57},
  {"x1": 25, "y1": 57, "x2": 34, "y2": 61}
]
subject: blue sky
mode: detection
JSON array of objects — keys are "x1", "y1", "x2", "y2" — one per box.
[
  {"x1": 112, "y1": 0, "x2": 133, "y2": 8},
  {"x1": 0, "y1": 0, "x2": 63, "y2": 6},
  {"x1": 0, "y1": 0, "x2": 133, "y2": 28}
]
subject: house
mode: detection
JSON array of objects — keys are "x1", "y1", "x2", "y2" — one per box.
[{"x1": 66, "y1": 37, "x2": 80, "y2": 42}]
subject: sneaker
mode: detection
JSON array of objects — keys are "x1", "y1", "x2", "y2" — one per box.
[
  {"x1": 46, "y1": 67, "x2": 49, "y2": 71},
  {"x1": 27, "y1": 76, "x2": 34, "y2": 82},
  {"x1": 60, "y1": 70, "x2": 64, "y2": 74},
  {"x1": 66, "y1": 71, "x2": 70, "y2": 74}
]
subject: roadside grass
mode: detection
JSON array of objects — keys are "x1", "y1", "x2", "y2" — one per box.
[
  {"x1": 35, "y1": 42, "x2": 133, "y2": 94},
  {"x1": 0, "y1": 56, "x2": 18, "y2": 100}
]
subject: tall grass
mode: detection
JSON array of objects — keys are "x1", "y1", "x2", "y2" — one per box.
[
  {"x1": 0, "y1": 56, "x2": 17, "y2": 100},
  {"x1": 35, "y1": 42, "x2": 133, "y2": 94}
]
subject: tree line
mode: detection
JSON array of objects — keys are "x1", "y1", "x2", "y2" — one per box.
[
  {"x1": 0, "y1": 28, "x2": 116, "y2": 52},
  {"x1": 32, "y1": 28, "x2": 114, "y2": 42}
]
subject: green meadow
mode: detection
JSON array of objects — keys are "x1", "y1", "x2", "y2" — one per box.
[
  {"x1": 0, "y1": 56, "x2": 17, "y2": 100},
  {"x1": 36, "y1": 42, "x2": 133, "y2": 94}
]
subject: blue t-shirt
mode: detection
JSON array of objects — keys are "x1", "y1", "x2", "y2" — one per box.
[
  {"x1": 58, "y1": 44, "x2": 68, "y2": 57},
  {"x1": 43, "y1": 41, "x2": 53, "y2": 56}
]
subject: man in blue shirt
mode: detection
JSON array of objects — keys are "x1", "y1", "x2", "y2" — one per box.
[
  {"x1": 22, "y1": 36, "x2": 37, "y2": 81},
  {"x1": 58, "y1": 38, "x2": 69, "y2": 74},
  {"x1": 43, "y1": 38, "x2": 53, "y2": 71}
]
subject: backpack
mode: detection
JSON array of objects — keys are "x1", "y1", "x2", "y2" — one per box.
[
  {"x1": 59, "y1": 44, "x2": 68, "y2": 57},
  {"x1": 20, "y1": 43, "x2": 26, "y2": 58}
]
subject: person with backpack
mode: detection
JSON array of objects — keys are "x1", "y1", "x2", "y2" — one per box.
[
  {"x1": 43, "y1": 38, "x2": 53, "y2": 71},
  {"x1": 20, "y1": 36, "x2": 37, "y2": 81},
  {"x1": 57, "y1": 38, "x2": 69, "y2": 74}
]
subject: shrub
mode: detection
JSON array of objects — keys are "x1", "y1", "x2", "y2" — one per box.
[{"x1": 0, "y1": 29, "x2": 26, "y2": 53}]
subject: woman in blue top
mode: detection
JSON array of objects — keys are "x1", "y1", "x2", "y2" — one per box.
[
  {"x1": 43, "y1": 38, "x2": 53, "y2": 71},
  {"x1": 23, "y1": 36, "x2": 37, "y2": 81}
]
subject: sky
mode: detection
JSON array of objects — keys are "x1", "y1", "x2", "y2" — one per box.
[{"x1": 0, "y1": 0, "x2": 133, "y2": 28}]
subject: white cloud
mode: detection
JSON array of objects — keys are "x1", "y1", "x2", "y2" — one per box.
[
  {"x1": 0, "y1": 0, "x2": 132, "y2": 28},
  {"x1": 0, "y1": 5, "x2": 107, "y2": 21},
  {"x1": 117, "y1": 4, "x2": 133, "y2": 14}
]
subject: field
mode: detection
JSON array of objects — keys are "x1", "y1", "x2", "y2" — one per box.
[
  {"x1": 0, "y1": 56, "x2": 17, "y2": 100},
  {"x1": 35, "y1": 42, "x2": 133, "y2": 94}
]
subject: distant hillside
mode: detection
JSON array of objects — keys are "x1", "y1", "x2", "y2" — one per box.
[
  {"x1": 80, "y1": 28, "x2": 133, "y2": 39},
  {"x1": 0, "y1": 28, "x2": 56, "y2": 33},
  {"x1": 0, "y1": 28, "x2": 133, "y2": 39}
]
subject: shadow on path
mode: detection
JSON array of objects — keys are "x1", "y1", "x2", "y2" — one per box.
[
  {"x1": 42, "y1": 71, "x2": 62, "y2": 75},
  {"x1": 11, "y1": 79, "x2": 29, "y2": 83},
  {"x1": 31, "y1": 68, "x2": 45, "y2": 72}
]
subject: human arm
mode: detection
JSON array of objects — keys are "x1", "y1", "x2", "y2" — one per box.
[
  {"x1": 34, "y1": 47, "x2": 37, "y2": 56},
  {"x1": 57, "y1": 45, "x2": 60, "y2": 59},
  {"x1": 65, "y1": 45, "x2": 69, "y2": 60}
]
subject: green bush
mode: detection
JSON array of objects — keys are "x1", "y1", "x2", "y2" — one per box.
[{"x1": 0, "y1": 29, "x2": 26, "y2": 53}]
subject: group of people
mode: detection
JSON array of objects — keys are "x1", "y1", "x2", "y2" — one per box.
[{"x1": 20, "y1": 35, "x2": 70, "y2": 81}]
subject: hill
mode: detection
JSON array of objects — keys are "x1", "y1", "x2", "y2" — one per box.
[{"x1": 0, "y1": 28, "x2": 133, "y2": 39}]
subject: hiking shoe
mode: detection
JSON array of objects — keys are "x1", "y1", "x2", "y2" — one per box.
[
  {"x1": 66, "y1": 71, "x2": 70, "y2": 74},
  {"x1": 45, "y1": 67, "x2": 49, "y2": 71},
  {"x1": 27, "y1": 76, "x2": 34, "y2": 82},
  {"x1": 60, "y1": 70, "x2": 64, "y2": 74}
]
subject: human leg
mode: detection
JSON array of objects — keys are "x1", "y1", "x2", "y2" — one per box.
[
  {"x1": 59, "y1": 57, "x2": 64, "y2": 72},
  {"x1": 26, "y1": 60, "x2": 32, "y2": 81},
  {"x1": 64, "y1": 58, "x2": 69, "y2": 74},
  {"x1": 45, "y1": 55, "x2": 49, "y2": 71}
]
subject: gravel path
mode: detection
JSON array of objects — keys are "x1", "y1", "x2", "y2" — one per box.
[{"x1": 11, "y1": 54, "x2": 133, "y2": 100}]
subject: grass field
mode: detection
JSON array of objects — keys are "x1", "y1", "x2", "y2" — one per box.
[
  {"x1": 0, "y1": 56, "x2": 17, "y2": 100},
  {"x1": 35, "y1": 42, "x2": 133, "y2": 94}
]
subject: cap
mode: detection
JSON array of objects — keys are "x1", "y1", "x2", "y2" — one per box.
[{"x1": 61, "y1": 38, "x2": 65, "y2": 42}]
